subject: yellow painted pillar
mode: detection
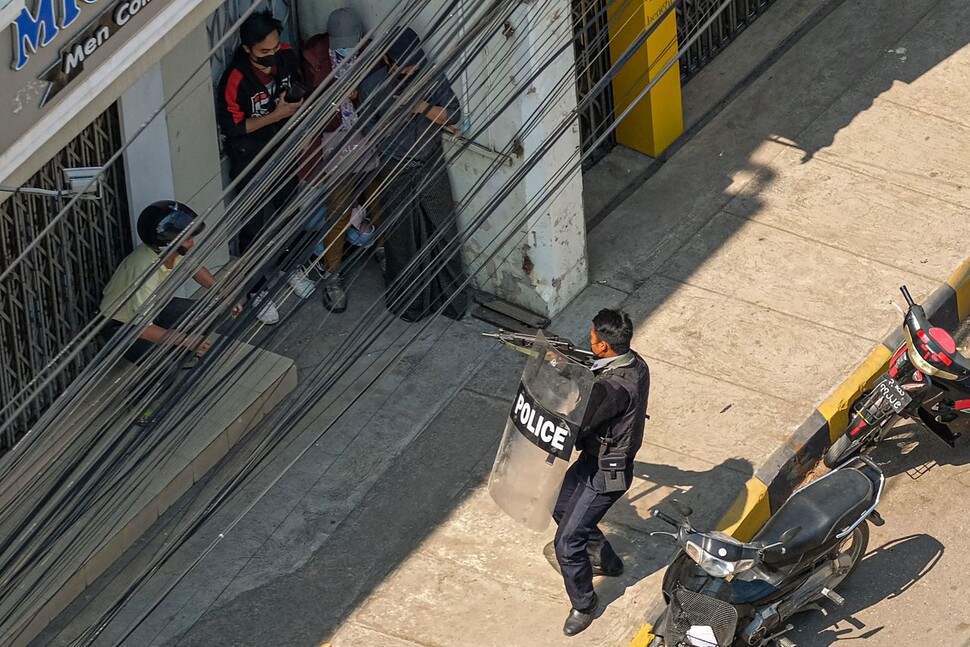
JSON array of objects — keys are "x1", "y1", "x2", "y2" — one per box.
[{"x1": 607, "y1": 0, "x2": 684, "y2": 157}]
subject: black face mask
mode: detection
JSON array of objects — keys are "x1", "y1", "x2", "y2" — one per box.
[{"x1": 252, "y1": 53, "x2": 277, "y2": 68}]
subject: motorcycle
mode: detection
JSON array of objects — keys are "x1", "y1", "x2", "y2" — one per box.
[
  {"x1": 647, "y1": 455, "x2": 885, "y2": 647},
  {"x1": 823, "y1": 285, "x2": 966, "y2": 468}
]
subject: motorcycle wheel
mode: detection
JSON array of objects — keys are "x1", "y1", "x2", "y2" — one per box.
[
  {"x1": 822, "y1": 432, "x2": 858, "y2": 468},
  {"x1": 823, "y1": 409, "x2": 901, "y2": 468},
  {"x1": 826, "y1": 521, "x2": 870, "y2": 591}
]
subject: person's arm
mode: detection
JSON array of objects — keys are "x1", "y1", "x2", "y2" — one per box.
[
  {"x1": 193, "y1": 267, "x2": 243, "y2": 318},
  {"x1": 193, "y1": 267, "x2": 216, "y2": 289},
  {"x1": 245, "y1": 97, "x2": 302, "y2": 133},
  {"x1": 139, "y1": 324, "x2": 213, "y2": 354},
  {"x1": 219, "y1": 65, "x2": 301, "y2": 137},
  {"x1": 412, "y1": 101, "x2": 451, "y2": 126},
  {"x1": 414, "y1": 77, "x2": 462, "y2": 129}
]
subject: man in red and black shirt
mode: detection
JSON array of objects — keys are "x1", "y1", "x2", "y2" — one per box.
[
  {"x1": 215, "y1": 11, "x2": 316, "y2": 321},
  {"x1": 216, "y1": 10, "x2": 303, "y2": 255}
]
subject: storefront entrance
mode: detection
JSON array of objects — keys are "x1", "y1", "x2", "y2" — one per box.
[{"x1": 0, "y1": 104, "x2": 131, "y2": 453}]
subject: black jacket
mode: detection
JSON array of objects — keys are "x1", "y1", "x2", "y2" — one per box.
[
  {"x1": 216, "y1": 44, "x2": 301, "y2": 178},
  {"x1": 576, "y1": 352, "x2": 651, "y2": 490}
]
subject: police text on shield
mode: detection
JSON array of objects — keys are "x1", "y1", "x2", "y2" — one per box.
[{"x1": 513, "y1": 392, "x2": 570, "y2": 452}]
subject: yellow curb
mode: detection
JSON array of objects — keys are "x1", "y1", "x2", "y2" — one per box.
[
  {"x1": 947, "y1": 256, "x2": 970, "y2": 321},
  {"x1": 818, "y1": 345, "x2": 893, "y2": 443},
  {"x1": 716, "y1": 476, "x2": 771, "y2": 542},
  {"x1": 628, "y1": 623, "x2": 656, "y2": 647}
]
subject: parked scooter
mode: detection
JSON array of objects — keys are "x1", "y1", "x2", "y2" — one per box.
[
  {"x1": 647, "y1": 456, "x2": 884, "y2": 647},
  {"x1": 823, "y1": 285, "x2": 966, "y2": 468}
]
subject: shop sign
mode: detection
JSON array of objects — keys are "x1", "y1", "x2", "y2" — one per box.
[{"x1": 10, "y1": 0, "x2": 155, "y2": 105}]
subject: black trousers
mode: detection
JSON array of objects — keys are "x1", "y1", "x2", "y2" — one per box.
[
  {"x1": 381, "y1": 163, "x2": 467, "y2": 322},
  {"x1": 232, "y1": 171, "x2": 302, "y2": 296},
  {"x1": 236, "y1": 180, "x2": 297, "y2": 256},
  {"x1": 120, "y1": 297, "x2": 195, "y2": 364},
  {"x1": 553, "y1": 457, "x2": 624, "y2": 611}
]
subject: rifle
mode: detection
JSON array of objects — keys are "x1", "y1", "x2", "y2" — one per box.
[{"x1": 481, "y1": 329, "x2": 595, "y2": 364}]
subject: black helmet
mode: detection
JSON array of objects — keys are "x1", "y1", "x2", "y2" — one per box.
[{"x1": 136, "y1": 201, "x2": 204, "y2": 254}]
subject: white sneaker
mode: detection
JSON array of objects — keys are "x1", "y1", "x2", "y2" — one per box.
[
  {"x1": 252, "y1": 291, "x2": 280, "y2": 325},
  {"x1": 288, "y1": 269, "x2": 316, "y2": 299}
]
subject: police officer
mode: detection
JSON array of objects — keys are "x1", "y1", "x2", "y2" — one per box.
[{"x1": 550, "y1": 308, "x2": 650, "y2": 636}]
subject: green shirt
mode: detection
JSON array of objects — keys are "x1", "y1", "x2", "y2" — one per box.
[{"x1": 100, "y1": 244, "x2": 180, "y2": 323}]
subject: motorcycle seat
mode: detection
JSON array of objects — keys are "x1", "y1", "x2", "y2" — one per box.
[{"x1": 753, "y1": 468, "x2": 873, "y2": 566}]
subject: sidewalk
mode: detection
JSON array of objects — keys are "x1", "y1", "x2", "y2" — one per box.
[{"x1": 33, "y1": 0, "x2": 970, "y2": 644}]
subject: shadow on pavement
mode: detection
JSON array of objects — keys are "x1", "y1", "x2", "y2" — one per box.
[
  {"x1": 788, "y1": 533, "x2": 944, "y2": 645},
  {"x1": 594, "y1": 457, "x2": 754, "y2": 612},
  {"x1": 865, "y1": 419, "x2": 970, "y2": 480}
]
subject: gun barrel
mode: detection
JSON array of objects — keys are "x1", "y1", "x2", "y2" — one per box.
[{"x1": 481, "y1": 330, "x2": 574, "y2": 349}]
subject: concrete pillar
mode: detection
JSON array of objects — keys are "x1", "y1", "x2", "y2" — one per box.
[
  {"x1": 451, "y1": 0, "x2": 588, "y2": 318},
  {"x1": 608, "y1": 0, "x2": 684, "y2": 157},
  {"x1": 291, "y1": 0, "x2": 590, "y2": 317},
  {"x1": 160, "y1": 22, "x2": 229, "y2": 273},
  {"x1": 119, "y1": 64, "x2": 177, "y2": 247}
]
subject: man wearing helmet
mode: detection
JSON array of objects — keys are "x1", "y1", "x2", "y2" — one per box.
[{"x1": 100, "y1": 201, "x2": 244, "y2": 364}]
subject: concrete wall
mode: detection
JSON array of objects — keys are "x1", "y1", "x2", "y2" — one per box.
[
  {"x1": 118, "y1": 22, "x2": 229, "y2": 278},
  {"x1": 160, "y1": 21, "x2": 231, "y2": 273},
  {"x1": 294, "y1": 0, "x2": 588, "y2": 316},
  {"x1": 120, "y1": 64, "x2": 178, "y2": 245}
]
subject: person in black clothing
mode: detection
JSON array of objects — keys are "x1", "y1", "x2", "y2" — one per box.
[
  {"x1": 216, "y1": 10, "x2": 312, "y2": 323},
  {"x1": 549, "y1": 308, "x2": 650, "y2": 636},
  {"x1": 357, "y1": 27, "x2": 467, "y2": 322},
  {"x1": 217, "y1": 11, "x2": 302, "y2": 188}
]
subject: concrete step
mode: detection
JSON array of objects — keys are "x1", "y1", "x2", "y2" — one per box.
[{"x1": 0, "y1": 343, "x2": 296, "y2": 647}]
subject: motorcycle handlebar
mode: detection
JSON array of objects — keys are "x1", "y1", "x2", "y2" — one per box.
[
  {"x1": 652, "y1": 509, "x2": 682, "y2": 527},
  {"x1": 899, "y1": 285, "x2": 915, "y2": 307}
]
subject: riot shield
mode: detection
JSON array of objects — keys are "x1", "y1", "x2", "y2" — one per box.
[{"x1": 488, "y1": 331, "x2": 594, "y2": 531}]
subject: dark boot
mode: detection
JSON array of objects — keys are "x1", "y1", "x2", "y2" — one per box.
[{"x1": 563, "y1": 593, "x2": 598, "y2": 636}]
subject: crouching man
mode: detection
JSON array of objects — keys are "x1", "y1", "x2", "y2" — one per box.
[
  {"x1": 549, "y1": 309, "x2": 650, "y2": 636},
  {"x1": 100, "y1": 200, "x2": 242, "y2": 365}
]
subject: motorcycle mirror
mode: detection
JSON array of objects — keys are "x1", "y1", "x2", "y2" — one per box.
[{"x1": 668, "y1": 499, "x2": 693, "y2": 518}]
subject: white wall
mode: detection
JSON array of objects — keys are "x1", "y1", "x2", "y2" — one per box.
[
  {"x1": 294, "y1": 0, "x2": 588, "y2": 316},
  {"x1": 120, "y1": 65, "x2": 178, "y2": 247},
  {"x1": 119, "y1": 22, "x2": 229, "y2": 291},
  {"x1": 161, "y1": 22, "x2": 230, "y2": 273}
]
